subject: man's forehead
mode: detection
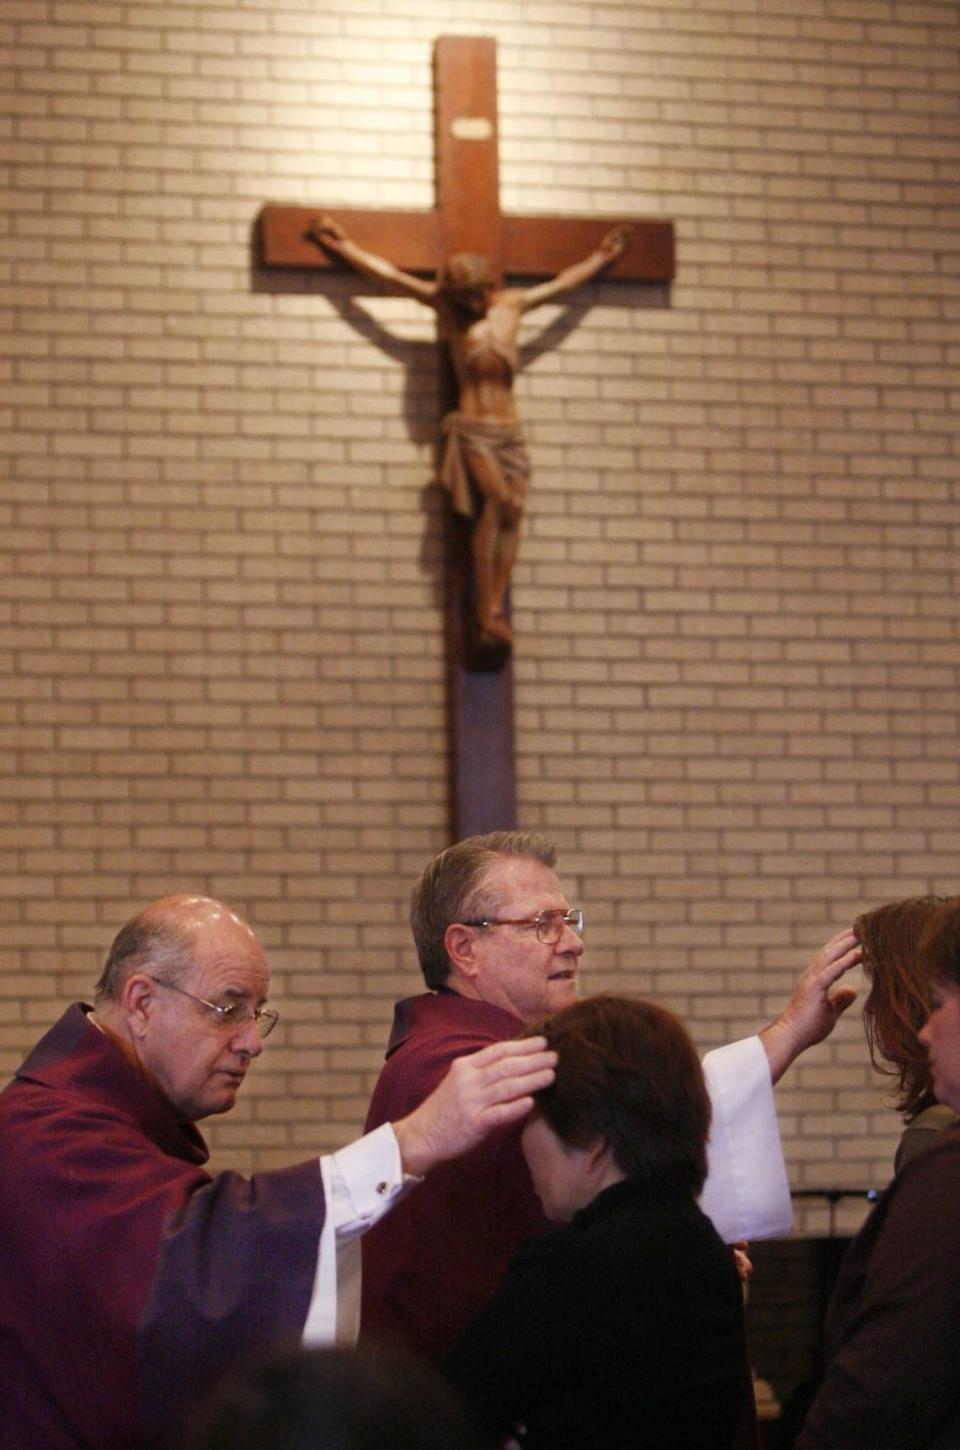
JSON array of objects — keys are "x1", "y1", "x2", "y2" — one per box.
[
  {"x1": 481, "y1": 855, "x2": 566, "y2": 905},
  {"x1": 189, "y1": 926, "x2": 269, "y2": 992}
]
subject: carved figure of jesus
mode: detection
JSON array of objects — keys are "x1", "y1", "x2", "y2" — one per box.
[{"x1": 310, "y1": 217, "x2": 631, "y2": 650}]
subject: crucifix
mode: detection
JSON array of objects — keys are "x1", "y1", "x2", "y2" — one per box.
[{"x1": 258, "y1": 35, "x2": 674, "y2": 840}]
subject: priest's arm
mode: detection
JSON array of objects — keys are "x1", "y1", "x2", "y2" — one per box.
[{"x1": 699, "y1": 928, "x2": 860, "y2": 1243}]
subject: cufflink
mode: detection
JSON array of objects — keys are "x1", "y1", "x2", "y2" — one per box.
[{"x1": 376, "y1": 1181, "x2": 389, "y2": 1195}]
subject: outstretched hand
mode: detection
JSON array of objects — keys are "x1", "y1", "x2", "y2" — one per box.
[
  {"x1": 599, "y1": 224, "x2": 632, "y2": 257},
  {"x1": 392, "y1": 1038, "x2": 557, "y2": 1177},
  {"x1": 308, "y1": 214, "x2": 347, "y2": 249},
  {"x1": 760, "y1": 929, "x2": 861, "y2": 1084}
]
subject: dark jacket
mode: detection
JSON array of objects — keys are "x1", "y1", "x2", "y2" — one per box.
[
  {"x1": 445, "y1": 1178, "x2": 752, "y2": 1450},
  {"x1": 798, "y1": 1123, "x2": 960, "y2": 1449}
]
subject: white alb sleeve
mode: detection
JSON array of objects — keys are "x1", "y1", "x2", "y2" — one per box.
[
  {"x1": 301, "y1": 1122, "x2": 419, "y2": 1347},
  {"x1": 698, "y1": 1036, "x2": 792, "y2": 1243}
]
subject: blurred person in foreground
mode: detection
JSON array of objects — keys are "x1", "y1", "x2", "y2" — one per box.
[
  {"x1": 184, "y1": 1344, "x2": 484, "y2": 1450},
  {"x1": 798, "y1": 899, "x2": 960, "y2": 1448},
  {"x1": 444, "y1": 995, "x2": 757, "y2": 1450}
]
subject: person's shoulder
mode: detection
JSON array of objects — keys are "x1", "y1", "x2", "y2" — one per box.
[
  {"x1": 904, "y1": 1117, "x2": 960, "y2": 1162},
  {"x1": 395, "y1": 991, "x2": 518, "y2": 1046},
  {"x1": 578, "y1": 1184, "x2": 727, "y2": 1255},
  {"x1": 0, "y1": 1074, "x2": 181, "y2": 1195},
  {"x1": 894, "y1": 1105, "x2": 958, "y2": 1174},
  {"x1": 367, "y1": 995, "x2": 519, "y2": 1125},
  {"x1": 380, "y1": 1009, "x2": 504, "y2": 1080},
  {"x1": 888, "y1": 1120, "x2": 960, "y2": 1209},
  {"x1": 547, "y1": 1188, "x2": 736, "y2": 1312}
]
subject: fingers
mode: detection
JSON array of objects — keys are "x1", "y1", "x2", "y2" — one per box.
[
  {"x1": 600, "y1": 225, "x2": 630, "y2": 255},
  {"x1": 815, "y1": 928, "x2": 858, "y2": 964},
  {"x1": 733, "y1": 1247, "x2": 753, "y2": 1284},
  {"x1": 809, "y1": 929, "x2": 861, "y2": 983},
  {"x1": 465, "y1": 1037, "x2": 556, "y2": 1085},
  {"x1": 832, "y1": 985, "x2": 858, "y2": 1017},
  {"x1": 823, "y1": 927, "x2": 858, "y2": 955},
  {"x1": 312, "y1": 214, "x2": 344, "y2": 243},
  {"x1": 821, "y1": 945, "x2": 863, "y2": 989},
  {"x1": 477, "y1": 1064, "x2": 556, "y2": 1106},
  {"x1": 468, "y1": 1043, "x2": 558, "y2": 1131},
  {"x1": 479, "y1": 1095, "x2": 537, "y2": 1132},
  {"x1": 763, "y1": 927, "x2": 864, "y2": 1079},
  {"x1": 462, "y1": 1044, "x2": 556, "y2": 1115},
  {"x1": 819, "y1": 947, "x2": 860, "y2": 983},
  {"x1": 392, "y1": 1041, "x2": 556, "y2": 1177},
  {"x1": 470, "y1": 1035, "x2": 552, "y2": 1062},
  {"x1": 828, "y1": 929, "x2": 859, "y2": 956}
]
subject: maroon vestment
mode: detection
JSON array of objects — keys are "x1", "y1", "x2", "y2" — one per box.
[
  {"x1": 361, "y1": 990, "x2": 548, "y2": 1360},
  {"x1": 0, "y1": 1005, "x2": 326, "y2": 1450}
]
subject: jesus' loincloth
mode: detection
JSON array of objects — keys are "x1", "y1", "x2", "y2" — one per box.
[{"x1": 438, "y1": 413, "x2": 531, "y2": 519}]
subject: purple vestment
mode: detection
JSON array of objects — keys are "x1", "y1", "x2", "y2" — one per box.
[
  {"x1": 0, "y1": 1005, "x2": 326, "y2": 1450},
  {"x1": 360, "y1": 990, "x2": 548, "y2": 1360}
]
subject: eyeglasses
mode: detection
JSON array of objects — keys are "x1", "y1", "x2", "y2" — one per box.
[
  {"x1": 148, "y1": 976, "x2": 279, "y2": 1038},
  {"x1": 464, "y1": 907, "x2": 583, "y2": 946}
]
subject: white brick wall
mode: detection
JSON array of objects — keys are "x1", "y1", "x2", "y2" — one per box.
[{"x1": 3, "y1": 0, "x2": 959, "y2": 1233}]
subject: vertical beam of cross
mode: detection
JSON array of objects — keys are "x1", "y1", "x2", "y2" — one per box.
[
  {"x1": 258, "y1": 36, "x2": 674, "y2": 841},
  {"x1": 432, "y1": 37, "x2": 517, "y2": 836}
]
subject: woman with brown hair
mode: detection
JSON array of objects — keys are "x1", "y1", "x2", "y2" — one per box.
[
  {"x1": 444, "y1": 995, "x2": 754, "y2": 1449},
  {"x1": 798, "y1": 901, "x2": 960, "y2": 1448},
  {"x1": 855, "y1": 894, "x2": 957, "y2": 1171}
]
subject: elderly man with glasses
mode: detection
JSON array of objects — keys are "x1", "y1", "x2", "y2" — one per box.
[
  {"x1": 0, "y1": 893, "x2": 557, "y2": 1450},
  {"x1": 360, "y1": 831, "x2": 860, "y2": 1361}
]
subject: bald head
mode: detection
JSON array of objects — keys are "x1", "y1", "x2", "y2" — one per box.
[
  {"x1": 94, "y1": 896, "x2": 261, "y2": 1004},
  {"x1": 90, "y1": 896, "x2": 271, "y2": 1121}
]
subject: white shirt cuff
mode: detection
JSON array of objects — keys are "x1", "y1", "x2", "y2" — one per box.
[{"x1": 301, "y1": 1122, "x2": 419, "y2": 1347}]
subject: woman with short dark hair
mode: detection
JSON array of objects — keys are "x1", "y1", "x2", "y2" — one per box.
[{"x1": 444, "y1": 995, "x2": 754, "y2": 1450}]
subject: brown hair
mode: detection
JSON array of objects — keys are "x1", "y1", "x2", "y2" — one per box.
[
  {"x1": 410, "y1": 832, "x2": 557, "y2": 990},
  {"x1": 855, "y1": 894, "x2": 950, "y2": 1120},
  {"x1": 527, "y1": 995, "x2": 710, "y2": 1197}
]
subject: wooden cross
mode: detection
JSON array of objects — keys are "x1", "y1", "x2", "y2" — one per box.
[{"x1": 258, "y1": 35, "x2": 674, "y2": 841}]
